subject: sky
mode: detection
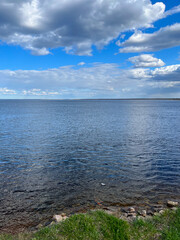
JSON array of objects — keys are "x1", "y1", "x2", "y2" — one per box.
[{"x1": 0, "y1": 0, "x2": 180, "y2": 99}]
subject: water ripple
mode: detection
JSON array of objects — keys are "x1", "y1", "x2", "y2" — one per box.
[{"x1": 0, "y1": 99, "x2": 180, "y2": 231}]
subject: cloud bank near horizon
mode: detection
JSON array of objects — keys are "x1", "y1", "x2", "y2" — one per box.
[{"x1": 1, "y1": 62, "x2": 180, "y2": 98}]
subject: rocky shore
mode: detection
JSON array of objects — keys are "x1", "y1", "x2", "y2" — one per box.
[{"x1": 36, "y1": 200, "x2": 179, "y2": 230}]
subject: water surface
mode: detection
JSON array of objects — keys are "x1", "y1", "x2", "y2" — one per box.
[{"x1": 0, "y1": 100, "x2": 180, "y2": 232}]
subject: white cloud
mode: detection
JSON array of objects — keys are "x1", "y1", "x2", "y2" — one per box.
[
  {"x1": 163, "y1": 4, "x2": 180, "y2": 18},
  {"x1": 150, "y1": 64, "x2": 180, "y2": 81},
  {"x1": 78, "y1": 62, "x2": 85, "y2": 66},
  {"x1": 120, "y1": 23, "x2": 180, "y2": 53},
  {"x1": 128, "y1": 54, "x2": 165, "y2": 68},
  {"x1": 0, "y1": 63, "x2": 180, "y2": 98},
  {"x1": 0, "y1": 0, "x2": 167, "y2": 55},
  {"x1": 0, "y1": 88, "x2": 17, "y2": 95},
  {"x1": 22, "y1": 89, "x2": 60, "y2": 96}
]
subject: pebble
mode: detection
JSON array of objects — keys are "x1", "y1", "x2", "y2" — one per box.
[
  {"x1": 171, "y1": 207, "x2": 178, "y2": 211},
  {"x1": 153, "y1": 208, "x2": 163, "y2": 213},
  {"x1": 123, "y1": 213, "x2": 128, "y2": 218},
  {"x1": 152, "y1": 205, "x2": 164, "y2": 212},
  {"x1": 53, "y1": 215, "x2": 63, "y2": 222},
  {"x1": 37, "y1": 224, "x2": 43, "y2": 229},
  {"x1": 127, "y1": 212, "x2": 136, "y2": 217},
  {"x1": 121, "y1": 208, "x2": 128, "y2": 213},
  {"x1": 147, "y1": 210, "x2": 154, "y2": 216},
  {"x1": 141, "y1": 210, "x2": 147, "y2": 217},
  {"x1": 159, "y1": 210, "x2": 165, "y2": 214},
  {"x1": 167, "y1": 201, "x2": 179, "y2": 208},
  {"x1": 128, "y1": 207, "x2": 135, "y2": 213},
  {"x1": 49, "y1": 202, "x2": 179, "y2": 226},
  {"x1": 50, "y1": 221, "x2": 55, "y2": 226},
  {"x1": 101, "y1": 183, "x2": 106, "y2": 186},
  {"x1": 44, "y1": 221, "x2": 52, "y2": 227}
]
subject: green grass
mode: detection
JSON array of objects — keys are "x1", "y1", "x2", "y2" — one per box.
[
  {"x1": 131, "y1": 208, "x2": 180, "y2": 240},
  {"x1": 0, "y1": 209, "x2": 180, "y2": 240}
]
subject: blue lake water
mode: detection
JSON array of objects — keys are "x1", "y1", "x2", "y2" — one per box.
[{"x1": 0, "y1": 99, "x2": 180, "y2": 232}]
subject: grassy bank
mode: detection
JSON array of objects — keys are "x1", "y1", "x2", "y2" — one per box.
[{"x1": 1, "y1": 208, "x2": 180, "y2": 240}]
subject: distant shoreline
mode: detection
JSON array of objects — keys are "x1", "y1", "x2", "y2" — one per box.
[{"x1": 0, "y1": 98, "x2": 180, "y2": 101}]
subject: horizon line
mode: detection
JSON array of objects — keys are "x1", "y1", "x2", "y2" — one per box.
[{"x1": 1, "y1": 98, "x2": 180, "y2": 101}]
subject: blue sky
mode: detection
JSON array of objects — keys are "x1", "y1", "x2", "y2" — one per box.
[{"x1": 0, "y1": 0, "x2": 180, "y2": 99}]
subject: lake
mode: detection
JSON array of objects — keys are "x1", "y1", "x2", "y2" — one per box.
[{"x1": 0, "y1": 99, "x2": 180, "y2": 232}]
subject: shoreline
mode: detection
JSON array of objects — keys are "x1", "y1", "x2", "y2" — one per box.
[
  {"x1": 43, "y1": 200, "x2": 179, "y2": 228},
  {"x1": 1, "y1": 207, "x2": 180, "y2": 240},
  {"x1": 1, "y1": 199, "x2": 179, "y2": 234}
]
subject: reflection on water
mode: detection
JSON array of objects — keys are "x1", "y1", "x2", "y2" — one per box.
[{"x1": 0, "y1": 100, "x2": 180, "y2": 232}]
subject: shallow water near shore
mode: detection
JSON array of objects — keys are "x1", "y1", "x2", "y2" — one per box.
[{"x1": 0, "y1": 99, "x2": 180, "y2": 232}]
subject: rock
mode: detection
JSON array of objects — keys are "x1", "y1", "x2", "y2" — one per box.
[
  {"x1": 152, "y1": 205, "x2": 163, "y2": 212},
  {"x1": 159, "y1": 210, "x2": 165, "y2": 214},
  {"x1": 167, "y1": 201, "x2": 178, "y2": 208},
  {"x1": 147, "y1": 210, "x2": 154, "y2": 216},
  {"x1": 121, "y1": 208, "x2": 128, "y2": 213},
  {"x1": 127, "y1": 212, "x2": 136, "y2": 217},
  {"x1": 153, "y1": 204, "x2": 163, "y2": 208},
  {"x1": 37, "y1": 224, "x2": 43, "y2": 229},
  {"x1": 53, "y1": 214, "x2": 68, "y2": 222},
  {"x1": 44, "y1": 221, "x2": 52, "y2": 227},
  {"x1": 140, "y1": 210, "x2": 147, "y2": 217},
  {"x1": 171, "y1": 207, "x2": 178, "y2": 211},
  {"x1": 128, "y1": 207, "x2": 135, "y2": 213},
  {"x1": 101, "y1": 183, "x2": 106, "y2": 186},
  {"x1": 122, "y1": 213, "x2": 128, "y2": 218},
  {"x1": 153, "y1": 208, "x2": 163, "y2": 213},
  {"x1": 50, "y1": 221, "x2": 55, "y2": 225},
  {"x1": 53, "y1": 215, "x2": 63, "y2": 222}
]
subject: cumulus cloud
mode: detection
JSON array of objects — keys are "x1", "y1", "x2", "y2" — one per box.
[
  {"x1": 128, "y1": 54, "x2": 165, "y2": 68},
  {"x1": 0, "y1": 0, "x2": 167, "y2": 55},
  {"x1": 0, "y1": 63, "x2": 180, "y2": 98},
  {"x1": 120, "y1": 23, "x2": 180, "y2": 53},
  {"x1": 150, "y1": 64, "x2": 180, "y2": 81}
]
